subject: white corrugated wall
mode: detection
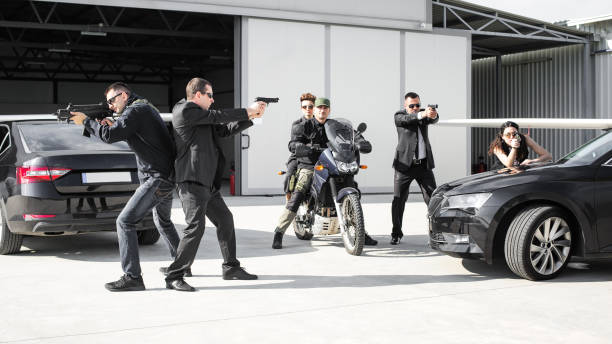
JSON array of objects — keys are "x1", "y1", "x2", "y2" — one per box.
[
  {"x1": 595, "y1": 52, "x2": 612, "y2": 119},
  {"x1": 471, "y1": 44, "x2": 601, "y2": 171}
]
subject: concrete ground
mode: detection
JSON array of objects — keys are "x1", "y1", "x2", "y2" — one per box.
[{"x1": 1, "y1": 194, "x2": 612, "y2": 344}]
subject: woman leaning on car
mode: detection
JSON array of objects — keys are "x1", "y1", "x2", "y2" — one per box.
[{"x1": 488, "y1": 121, "x2": 552, "y2": 169}]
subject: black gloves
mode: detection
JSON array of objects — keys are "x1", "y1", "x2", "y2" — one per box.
[{"x1": 357, "y1": 141, "x2": 372, "y2": 154}]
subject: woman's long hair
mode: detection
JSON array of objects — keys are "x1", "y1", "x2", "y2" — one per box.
[{"x1": 488, "y1": 121, "x2": 529, "y2": 163}]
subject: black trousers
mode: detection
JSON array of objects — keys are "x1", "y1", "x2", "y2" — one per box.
[
  {"x1": 391, "y1": 164, "x2": 437, "y2": 238},
  {"x1": 166, "y1": 182, "x2": 240, "y2": 281}
]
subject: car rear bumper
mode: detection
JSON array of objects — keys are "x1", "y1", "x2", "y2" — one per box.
[{"x1": 5, "y1": 195, "x2": 154, "y2": 235}]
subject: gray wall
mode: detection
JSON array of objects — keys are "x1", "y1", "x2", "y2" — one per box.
[
  {"x1": 471, "y1": 44, "x2": 600, "y2": 171},
  {"x1": 37, "y1": 0, "x2": 430, "y2": 31},
  {"x1": 0, "y1": 80, "x2": 170, "y2": 114}
]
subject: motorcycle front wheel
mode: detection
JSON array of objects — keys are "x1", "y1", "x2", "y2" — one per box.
[
  {"x1": 293, "y1": 203, "x2": 314, "y2": 240},
  {"x1": 341, "y1": 193, "x2": 365, "y2": 256}
]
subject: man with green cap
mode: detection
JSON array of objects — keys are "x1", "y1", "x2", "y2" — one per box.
[{"x1": 272, "y1": 97, "x2": 378, "y2": 249}]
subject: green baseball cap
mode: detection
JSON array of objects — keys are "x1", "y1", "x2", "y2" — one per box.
[{"x1": 314, "y1": 97, "x2": 330, "y2": 107}]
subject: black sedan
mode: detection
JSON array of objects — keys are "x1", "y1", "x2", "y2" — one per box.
[
  {"x1": 0, "y1": 120, "x2": 160, "y2": 254},
  {"x1": 429, "y1": 129, "x2": 612, "y2": 280}
]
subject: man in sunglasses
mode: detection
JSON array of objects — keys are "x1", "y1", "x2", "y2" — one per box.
[
  {"x1": 283, "y1": 92, "x2": 316, "y2": 201},
  {"x1": 163, "y1": 77, "x2": 265, "y2": 291},
  {"x1": 70, "y1": 82, "x2": 181, "y2": 292},
  {"x1": 390, "y1": 92, "x2": 439, "y2": 245}
]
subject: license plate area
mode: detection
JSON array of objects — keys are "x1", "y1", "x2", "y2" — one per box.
[{"x1": 82, "y1": 172, "x2": 132, "y2": 184}]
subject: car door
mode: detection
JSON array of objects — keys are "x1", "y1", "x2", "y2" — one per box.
[{"x1": 595, "y1": 154, "x2": 612, "y2": 251}]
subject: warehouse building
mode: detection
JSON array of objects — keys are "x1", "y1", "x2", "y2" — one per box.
[{"x1": 0, "y1": 0, "x2": 599, "y2": 195}]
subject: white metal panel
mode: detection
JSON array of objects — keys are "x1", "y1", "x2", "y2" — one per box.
[
  {"x1": 329, "y1": 25, "x2": 400, "y2": 192},
  {"x1": 242, "y1": 18, "x2": 325, "y2": 195},
  {"x1": 595, "y1": 52, "x2": 612, "y2": 120},
  {"x1": 38, "y1": 0, "x2": 430, "y2": 31},
  {"x1": 404, "y1": 30, "x2": 471, "y2": 186}
]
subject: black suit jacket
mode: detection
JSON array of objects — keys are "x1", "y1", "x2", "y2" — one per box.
[
  {"x1": 172, "y1": 99, "x2": 252, "y2": 188},
  {"x1": 392, "y1": 109, "x2": 439, "y2": 171}
]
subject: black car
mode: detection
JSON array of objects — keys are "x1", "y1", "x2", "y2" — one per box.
[
  {"x1": 0, "y1": 120, "x2": 160, "y2": 254},
  {"x1": 429, "y1": 129, "x2": 612, "y2": 280}
]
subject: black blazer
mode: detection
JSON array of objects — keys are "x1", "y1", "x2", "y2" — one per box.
[
  {"x1": 172, "y1": 99, "x2": 251, "y2": 188},
  {"x1": 392, "y1": 109, "x2": 439, "y2": 171}
]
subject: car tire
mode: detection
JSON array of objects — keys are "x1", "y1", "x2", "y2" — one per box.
[
  {"x1": 137, "y1": 228, "x2": 160, "y2": 245},
  {"x1": 504, "y1": 205, "x2": 572, "y2": 281},
  {"x1": 0, "y1": 202, "x2": 23, "y2": 255}
]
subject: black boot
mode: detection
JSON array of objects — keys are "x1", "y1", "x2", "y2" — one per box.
[
  {"x1": 272, "y1": 231, "x2": 283, "y2": 249},
  {"x1": 364, "y1": 233, "x2": 378, "y2": 246}
]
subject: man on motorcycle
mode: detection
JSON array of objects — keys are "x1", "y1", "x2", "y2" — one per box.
[{"x1": 271, "y1": 97, "x2": 378, "y2": 249}]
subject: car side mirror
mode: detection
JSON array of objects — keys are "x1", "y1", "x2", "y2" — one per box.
[{"x1": 357, "y1": 123, "x2": 367, "y2": 134}]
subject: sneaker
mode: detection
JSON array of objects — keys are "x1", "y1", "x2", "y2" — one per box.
[
  {"x1": 105, "y1": 274, "x2": 145, "y2": 292},
  {"x1": 223, "y1": 266, "x2": 258, "y2": 280},
  {"x1": 159, "y1": 266, "x2": 192, "y2": 277},
  {"x1": 272, "y1": 232, "x2": 283, "y2": 249}
]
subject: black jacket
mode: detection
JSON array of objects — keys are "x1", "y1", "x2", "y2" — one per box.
[
  {"x1": 392, "y1": 109, "x2": 439, "y2": 171},
  {"x1": 285, "y1": 116, "x2": 309, "y2": 167},
  {"x1": 83, "y1": 94, "x2": 174, "y2": 179},
  {"x1": 289, "y1": 117, "x2": 329, "y2": 170},
  {"x1": 172, "y1": 99, "x2": 252, "y2": 188}
]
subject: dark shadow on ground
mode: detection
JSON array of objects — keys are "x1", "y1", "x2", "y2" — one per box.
[
  {"x1": 146, "y1": 273, "x2": 498, "y2": 291},
  {"x1": 461, "y1": 256, "x2": 612, "y2": 281},
  {"x1": 15, "y1": 226, "x2": 318, "y2": 262}
]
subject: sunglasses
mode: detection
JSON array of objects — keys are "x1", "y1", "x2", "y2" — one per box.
[
  {"x1": 106, "y1": 92, "x2": 124, "y2": 105},
  {"x1": 408, "y1": 103, "x2": 421, "y2": 109},
  {"x1": 203, "y1": 92, "x2": 213, "y2": 99},
  {"x1": 301, "y1": 105, "x2": 314, "y2": 109},
  {"x1": 504, "y1": 132, "x2": 518, "y2": 138}
]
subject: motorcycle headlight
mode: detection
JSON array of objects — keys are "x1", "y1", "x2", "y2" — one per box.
[
  {"x1": 441, "y1": 193, "x2": 491, "y2": 212},
  {"x1": 337, "y1": 161, "x2": 359, "y2": 173}
]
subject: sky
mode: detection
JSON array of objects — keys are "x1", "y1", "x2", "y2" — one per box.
[{"x1": 463, "y1": 0, "x2": 612, "y2": 23}]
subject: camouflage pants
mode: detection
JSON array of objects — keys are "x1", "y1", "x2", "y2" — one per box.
[{"x1": 275, "y1": 168, "x2": 313, "y2": 234}]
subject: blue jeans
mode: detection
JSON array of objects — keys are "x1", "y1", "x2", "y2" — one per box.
[{"x1": 116, "y1": 176, "x2": 180, "y2": 277}]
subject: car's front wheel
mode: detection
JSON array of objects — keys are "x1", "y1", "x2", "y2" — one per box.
[
  {"x1": 137, "y1": 228, "x2": 160, "y2": 245},
  {"x1": 505, "y1": 206, "x2": 572, "y2": 280},
  {"x1": 0, "y1": 203, "x2": 23, "y2": 255}
]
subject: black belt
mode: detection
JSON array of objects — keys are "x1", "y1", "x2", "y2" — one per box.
[{"x1": 412, "y1": 158, "x2": 426, "y2": 165}]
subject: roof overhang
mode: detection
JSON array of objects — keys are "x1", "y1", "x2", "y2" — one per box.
[{"x1": 432, "y1": 0, "x2": 594, "y2": 59}]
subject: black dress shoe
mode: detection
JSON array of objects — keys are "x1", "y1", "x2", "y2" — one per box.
[
  {"x1": 166, "y1": 278, "x2": 196, "y2": 292},
  {"x1": 272, "y1": 231, "x2": 283, "y2": 249},
  {"x1": 159, "y1": 266, "x2": 192, "y2": 277},
  {"x1": 364, "y1": 233, "x2": 378, "y2": 246},
  {"x1": 105, "y1": 274, "x2": 145, "y2": 292},
  {"x1": 390, "y1": 235, "x2": 402, "y2": 245},
  {"x1": 223, "y1": 266, "x2": 258, "y2": 280}
]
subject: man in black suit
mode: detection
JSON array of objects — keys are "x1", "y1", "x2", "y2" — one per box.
[
  {"x1": 390, "y1": 92, "x2": 439, "y2": 245},
  {"x1": 164, "y1": 77, "x2": 264, "y2": 291}
]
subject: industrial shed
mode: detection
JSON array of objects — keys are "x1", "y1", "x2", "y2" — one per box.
[{"x1": 0, "y1": 0, "x2": 597, "y2": 194}]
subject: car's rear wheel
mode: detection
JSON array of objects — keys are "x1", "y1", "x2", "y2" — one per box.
[
  {"x1": 137, "y1": 228, "x2": 160, "y2": 245},
  {"x1": 0, "y1": 203, "x2": 23, "y2": 255},
  {"x1": 505, "y1": 206, "x2": 572, "y2": 280}
]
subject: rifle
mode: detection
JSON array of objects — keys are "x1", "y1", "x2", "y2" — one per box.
[
  {"x1": 254, "y1": 97, "x2": 279, "y2": 104},
  {"x1": 55, "y1": 103, "x2": 113, "y2": 123}
]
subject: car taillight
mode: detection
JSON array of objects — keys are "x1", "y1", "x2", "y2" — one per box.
[
  {"x1": 16, "y1": 166, "x2": 71, "y2": 184},
  {"x1": 23, "y1": 214, "x2": 57, "y2": 220}
]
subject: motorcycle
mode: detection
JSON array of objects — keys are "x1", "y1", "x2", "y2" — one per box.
[{"x1": 282, "y1": 119, "x2": 371, "y2": 255}]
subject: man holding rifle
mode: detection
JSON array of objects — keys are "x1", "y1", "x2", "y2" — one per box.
[{"x1": 70, "y1": 82, "x2": 181, "y2": 292}]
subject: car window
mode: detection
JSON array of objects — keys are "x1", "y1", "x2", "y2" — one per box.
[
  {"x1": 558, "y1": 131, "x2": 612, "y2": 166},
  {"x1": 18, "y1": 123, "x2": 130, "y2": 153},
  {"x1": 0, "y1": 124, "x2": 11, "y2": 156}
]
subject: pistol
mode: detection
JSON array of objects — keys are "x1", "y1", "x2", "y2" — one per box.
[
  {"x1": 419, "y1": 104, "x2": 438, "y2": 112},
  {"x1": 55, "y1": 103, "x2": 113, "y2": 123},
  {"x1": 254, "y1": 97, "x2": 279, "y2": 104}
]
